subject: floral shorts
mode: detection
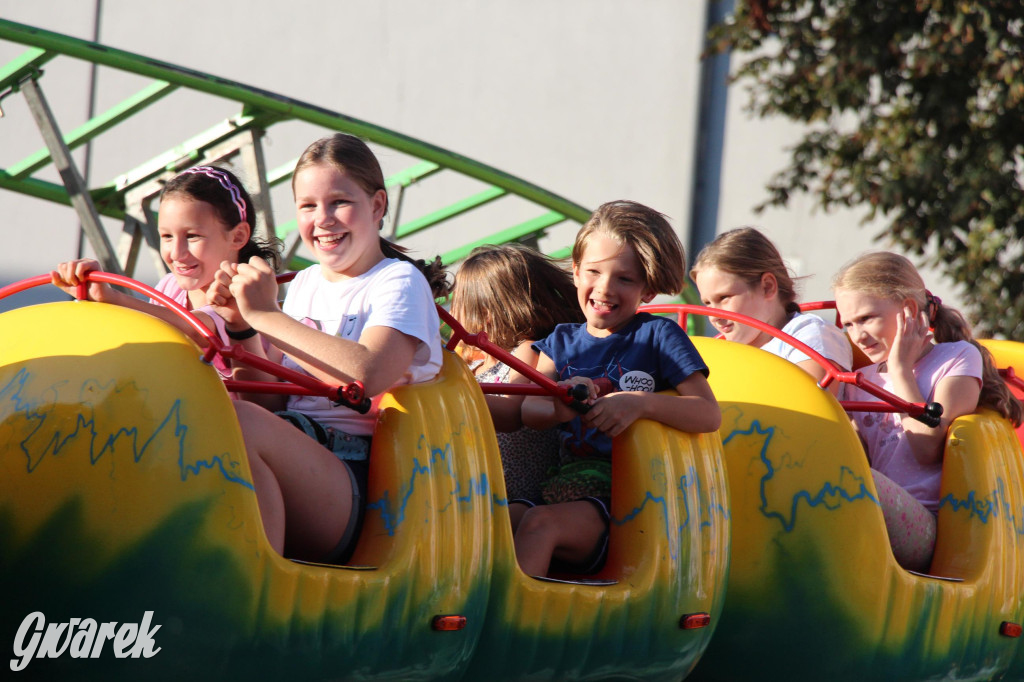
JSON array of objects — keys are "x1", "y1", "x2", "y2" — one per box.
[{"x1": 540, "y1": 458, "x2": 612, "y2": 505}]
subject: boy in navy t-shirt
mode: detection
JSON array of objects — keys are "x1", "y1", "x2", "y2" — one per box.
[{"x1": 518, "y1": 201, "x2": 721, "y2": 578}]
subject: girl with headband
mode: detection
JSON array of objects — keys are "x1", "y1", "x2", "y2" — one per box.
[
  {"x1": 833, "y1": 251, "x2": 1022, "y2": 571},
  {"x1": 51, "y1": 165, "x2": 281, "y2": 384}
]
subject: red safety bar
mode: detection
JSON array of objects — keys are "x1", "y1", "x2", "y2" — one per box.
[
  {"x1": 798, "y1": 300, "x2": 842, "y2": 326},
  {"x1": 0, "y1": 273, "x2": 951, "y2": 424},
  {"x1": 1000, "y1": 366, "x2": 1024, "y2": 392},
  {"x1": 436, "y1": 305, "x2": 591, "y2": 412},
  {"x1": 639, "y1": 303, "x2": 943, "y2": 426},
  {"x1": 0, "y1": 272, "x2": 371, "y2": 413}
]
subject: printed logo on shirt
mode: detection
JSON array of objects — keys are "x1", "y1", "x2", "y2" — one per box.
[
  {"x1": 340, "y1": 315, "x2": 359, "y2": 338},
  {"x1": 619, "y1": 370, "x2": 656, "y2": 392}
]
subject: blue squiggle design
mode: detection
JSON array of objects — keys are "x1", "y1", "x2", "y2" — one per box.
[
  {"x1": 611, "y1": 464, "x2": 729, "y2": 560},
  {"x1": 367, "y1": 458, "x2": 431, "y2": 535},
  {"x1": 938, "y1": 490, "x2": 996, "y2": 523},
  {"x1": 365, "y1": 431, "x2": 502, "y2": 536},
  {"x1": 723, "y1": 419, "x2": 878, "y2": 532},
  {"x1": 1, "y1": 368, "x2": 251, "y2": 489},
  {"x1": 614, "y1": 491, "x2": 673, "y2": 557},
  {"x1": 938, "y1": 477, "x2": 1024, "y2": 535},
  {"x1": 678, "y1": 466, "x2": 731, "y2": 530}
]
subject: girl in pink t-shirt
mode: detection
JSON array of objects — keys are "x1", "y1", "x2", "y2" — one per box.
[
  {"x1": 51, "y1": 166, "x2": 280, "y2": 386},
  {"x1": 834, "y1": 252, "x2": 1021, "y2": 571}
]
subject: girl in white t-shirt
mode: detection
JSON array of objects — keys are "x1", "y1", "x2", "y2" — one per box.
[
  {"x1": 207, "y1": 134, "x2": 448, "y2": 564},
  {"x1": 834, "y1": 251, "x2": 1022, "y2": 571},
  {"x1": 691, "y1": 227, "x2": 852, "y2": 395}
]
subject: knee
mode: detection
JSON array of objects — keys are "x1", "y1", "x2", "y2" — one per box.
[
  {"x1": 515, "y1": 505, "x2": 559, "y2": 539},
  {"x1": 233, "y1": 400, "x2": 272, "y2": 431}
]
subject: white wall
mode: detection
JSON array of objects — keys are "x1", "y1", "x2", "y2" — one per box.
[{"x1": 0, "y1": 0, "x2": 962, "y2": 316}]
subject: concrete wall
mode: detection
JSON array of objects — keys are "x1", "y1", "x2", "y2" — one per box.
[{"x1": 0, "y1": 0, "x2": 960, "y2": 316}]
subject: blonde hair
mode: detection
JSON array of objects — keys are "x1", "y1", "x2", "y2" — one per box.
[
  {"x1": 833, "y1": 252, "x2": 1022, "y2": 426},
  {"x1": 572, "y1": 201, "x2": 686, "y2": 295},
  {"x1": 690, "y1": 227, "x2": 801, "y2": 315},
  {"x1": 451, "y1": 244, "x2": 584, "y2": 354}
]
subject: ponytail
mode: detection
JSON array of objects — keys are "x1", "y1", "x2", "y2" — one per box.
[
  {"x1": 931, "y1": 297, "x2": 1023, "y2": 427},
  {"x1": 380, "y1": 238, "x2": 452, "y2": 299}
]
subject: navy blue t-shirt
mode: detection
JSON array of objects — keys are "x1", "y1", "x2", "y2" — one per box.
[{"x1": 532, "y1": 312, "x2": 709, "y2": 461}]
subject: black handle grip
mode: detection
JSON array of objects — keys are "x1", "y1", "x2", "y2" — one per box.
[
  {"x1": 568, "y1": 382, "x2": 591, "y2": 414},
  {"x1": 334, "y1": 384, "x2": 372, "y2": 414},
  {"x1": 914, "y1": 401, "x2": 943, "y2": 427}
]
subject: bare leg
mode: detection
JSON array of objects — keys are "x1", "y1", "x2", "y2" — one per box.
[
  {"x1": 248, "y1": 450, "x2": 285, "y2": 553},
  {"x1": 508, "y1": 501, "x2": 530, "y2": 533},
  {"x1": 513, "y1": 501, "x2": 606, "y2": 577},
  {"x1": 234, "y1": 401, "x2": 355, "y2": 561}
]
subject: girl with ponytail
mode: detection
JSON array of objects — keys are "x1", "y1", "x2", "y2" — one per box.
[
  {"x1": 833, "y1": 251, "x2": 1022, "y2": 572},
  {"x1": 691, "y1": 227, "x2": 852, "y2": 395},
  {"x1": 206, "y1": 133, "x2": 447, "y2": 564}
]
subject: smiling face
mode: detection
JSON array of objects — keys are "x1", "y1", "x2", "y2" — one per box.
[
  {"x1": 158, "y1": 196, "x2": 248, "y2": 292},
  {"x1": 293, "y1": 163, "x2": 386, "y2": 282},
  {"x1": 834, "y1": 288, "x2": 904, "y2": 363},
  {"x1": 694, "y1": 267, "x2": 790, "y2": 347},
  {"x1": 572, "y1": 232, "x2": 654, "y2": 337}
]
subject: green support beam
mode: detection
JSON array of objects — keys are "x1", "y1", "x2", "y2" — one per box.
[
  {"x1": 0, "y1": 20, "x2": 595, "y2": 281},
  {"x1": 0, "y1": 46, "x2": 52, "y2": 92},
  {"x1": 0, "y1": 19, "x2": 590, "y2": 225},
  {"x1": 440, "y1": 212, "x2": 566, "y2": 265},
  {"x1": 385, "y1": 160, "x2": 441, "y2": 188},
  {"x1": 7, "y1": 80, "x2": 178, "y2": 179},
  {"x1": 395, "y1": 186, "x2": 506, "y2": 239}
]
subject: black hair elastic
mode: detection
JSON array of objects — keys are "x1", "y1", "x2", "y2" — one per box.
[{"x1": 225, "y1": 326, "x2": 257, "y2": 341}]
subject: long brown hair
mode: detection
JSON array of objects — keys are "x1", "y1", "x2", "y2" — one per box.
[
  {"x1": 451, "y1": 244, "x2": 584, "y2": 354},
  {"x1": 293, "y1": 133, "x2": 450, "y2": 297},
  {"x1": 690, "y1": 226, "x2": 801, "y2": 315},
  {"x1": 833, "y1": 252, "x2": 1022, "y2": 426}
]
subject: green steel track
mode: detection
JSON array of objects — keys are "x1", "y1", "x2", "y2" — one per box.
[{"x1": 0, "y1": 18, "x2": 700, "y2": 314}]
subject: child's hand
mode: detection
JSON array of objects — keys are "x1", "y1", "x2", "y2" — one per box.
[
  {"x1": 228, "y1": 256, "x2": 279, "y2": 322},
  {"x1": 888, "y1": 305, "x2": 930, "y2": 374},
  {"x1": 50, "y1": 259, "x2": 112, "y2": 302},
  {"x1": 554, "y1": 376, "x2": 596, "y2": 421},
  {"x1": 582, "y1": 392, "x2": 646, "y2": 437},
  {"x1": 205, "y1": 261, "x2": 246, "y2": 327}
]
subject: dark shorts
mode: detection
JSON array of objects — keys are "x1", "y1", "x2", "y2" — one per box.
[
  {"x1": 511, "y1": 496, "x2": 611, "y2": 575},
  {"x1": 276, "y1": 410, "x2": 371, "y2": 564}
]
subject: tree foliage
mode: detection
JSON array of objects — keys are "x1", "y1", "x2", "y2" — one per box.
[{"x1": 710, "y1": 0, "x2": 1024, "y2": 338}]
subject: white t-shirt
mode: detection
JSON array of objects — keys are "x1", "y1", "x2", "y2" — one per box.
[
  {"x1": 761, "y1": 312, "x2": 853, "y2": 370},
  {"x1": 280, "y1": 258, "x2": 442, "y2": 435}
]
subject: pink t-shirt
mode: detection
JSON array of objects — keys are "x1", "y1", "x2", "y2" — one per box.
[
  {"x1": 849, "y1": 340, "x2": 982, "y2": 511},
  {"x1": 152, "y1": 274, "x2": 232, "y2": 379}
]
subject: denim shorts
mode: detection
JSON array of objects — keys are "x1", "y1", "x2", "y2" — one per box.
[{"x1": 276, "y1": 410, "x2": 371, "y2": 564}]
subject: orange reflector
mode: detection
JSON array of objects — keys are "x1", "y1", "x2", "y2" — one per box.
[
  {"x1": 431, "y1": 615, "x2": 467, "y2": 632},
  {"x1": 1000, "y1": 621, "x2": 1022, "y2": 638},
  {"x1": 680, "y1": 612, "x2": 711, "y2": 630}
]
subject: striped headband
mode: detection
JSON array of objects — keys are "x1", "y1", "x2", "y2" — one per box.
[{"x1": 178, "y1": 166, "x2": 247, "y2": 224}]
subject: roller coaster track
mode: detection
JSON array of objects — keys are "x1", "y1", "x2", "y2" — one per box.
[{"x1": 0, "y1": 19, "x2": 595, "y2": 275}]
